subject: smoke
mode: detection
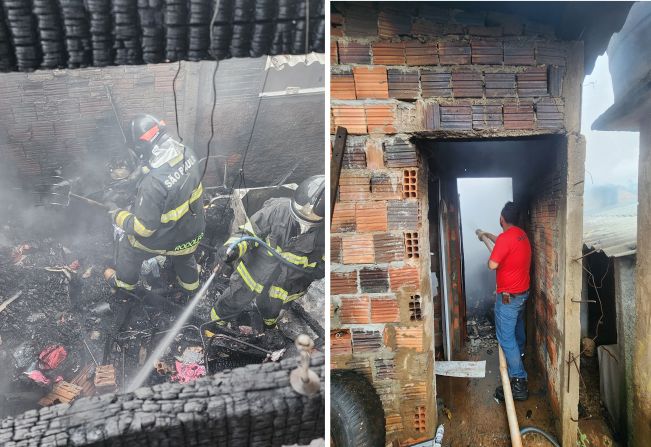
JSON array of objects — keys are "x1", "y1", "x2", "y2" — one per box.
[{"x1": 458, "y1": 178, "x2": 513, "y2": 320}]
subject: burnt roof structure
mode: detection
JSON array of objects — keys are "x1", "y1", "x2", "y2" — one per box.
[{"x1": 0, "y1": 0, "x2": 325, "y2": 72}]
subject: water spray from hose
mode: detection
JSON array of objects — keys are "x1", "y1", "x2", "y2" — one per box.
[{"x1": 126, "y1": 234, "x2": 313, "y2": 392}]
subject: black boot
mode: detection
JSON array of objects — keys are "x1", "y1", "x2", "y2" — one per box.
[{"x1": 494, "y1": 378, "x2": 529, "y2": 402}]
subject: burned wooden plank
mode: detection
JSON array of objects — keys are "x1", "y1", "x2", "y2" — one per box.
[
  {"x1": 420, "y1": 70, "x2": 451, "y2": 97},
  {"x1": 39, "y1": 381, "x2": 83, "y2": 406},
  {"x1": 71, "y1": 364, "x2": 96, "y2": 397},
  {"x1": 384, "y1": 139, "x2": 418, "y2": 168},
  {"x1": 387, "y1": 68, "x2": 420, "y2": 100},
  {"x1": 94, "y1": 365, "x2": 118, "y2": 394}
]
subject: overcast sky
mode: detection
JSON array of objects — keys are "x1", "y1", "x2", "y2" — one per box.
[{"x1": 582, "y1": 54, "x2": 639, "y2": 210}]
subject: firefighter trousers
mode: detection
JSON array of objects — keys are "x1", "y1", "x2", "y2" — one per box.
[
  {"x1": 211, "y1": 275, "x2": 282, "y2": 328},
  {"x1": 110, "y1": 236, "x2": 200, "y2": 292}
]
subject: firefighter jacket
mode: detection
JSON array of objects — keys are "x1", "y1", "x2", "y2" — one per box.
[
  {"x1": 113, "y1": 141, "x2": 205, "y2": 255},
  {"x1": 226, "y1": 197, "x2": 325, "y2": 304}
]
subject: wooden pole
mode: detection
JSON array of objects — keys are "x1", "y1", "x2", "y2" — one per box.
[
  {"x1": 499, "y1": 345, "x2": 523, "y2": 447},
  {"x1": 477, "y1": 229, "x2": 522, "y2": 447}
]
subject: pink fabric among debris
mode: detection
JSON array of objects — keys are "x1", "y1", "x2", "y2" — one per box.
[
  {"x1": 25, "y1": 370, "x2": 50, "y2": 385},
  {"x1": 39, "y1": 345, "x2": 67, "y2": 370},
  {"x1": 68, "y1": 260, "x2": 81, "y2": 271},
  {"x1": 171, "y1": 361, "x2": 206, "y2": 383}
]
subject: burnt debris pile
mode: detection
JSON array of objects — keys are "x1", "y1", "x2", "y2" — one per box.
[
  {"x1": 0, "y1": 187, "x2": 324, "y2": 421},
  {"x1": 0, "y1": 353, "x2": 325, "y2": 446}
]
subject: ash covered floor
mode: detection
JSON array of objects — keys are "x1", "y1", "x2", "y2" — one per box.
[
  {"x1": 435, "y1": 317, "x2": 557, "y2": 447},
  {"x1": 0, "y1": 190, "x2": 324, "y2": 419}
]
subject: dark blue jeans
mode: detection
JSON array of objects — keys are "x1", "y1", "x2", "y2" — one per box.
[{"x1": 494, "y1": 291, "x2": 528, "y2": 379}]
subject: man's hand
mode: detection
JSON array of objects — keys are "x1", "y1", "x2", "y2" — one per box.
[
  {"x1": 217, "y1": 245, "x2": 238, "y2": 264},
  {"x1": 476, "y1": 229, "x2": 487, "y2": 241}
]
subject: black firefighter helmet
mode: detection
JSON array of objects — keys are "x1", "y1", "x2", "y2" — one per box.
[
  {"x1": 290, "y1": 175, "x2": 325, "y2": 225},
  {"x1": 131, "y1": 114, "x2": 169, "y2": 160}
]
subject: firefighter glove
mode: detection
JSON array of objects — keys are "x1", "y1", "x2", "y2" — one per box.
[{"x1": 217, "y1": 245, "x2": 238, "y2": 264}]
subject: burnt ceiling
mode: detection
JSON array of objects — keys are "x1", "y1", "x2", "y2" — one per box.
[{"x1": 0, "y1": 0, "x2": 325, "y2": 72}]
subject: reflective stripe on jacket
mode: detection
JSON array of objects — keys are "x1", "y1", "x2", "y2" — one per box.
[
  {"x1": 114, "y1": 143, "x2": 205, "y2": 255},
  {"x1": 226, "y1": 197, "x2": 324, "y2": 302}
]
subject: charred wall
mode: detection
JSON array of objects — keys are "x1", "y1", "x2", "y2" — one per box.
[
  {"x1": 0, "y1": 57, "x2": 324, "y2": 195},
  {"x1": 0, "y1": 353, "x2": 325, "y2": 446},
  {"x1": 330, "y1": 2, "x2": 582, "y2": 443}
]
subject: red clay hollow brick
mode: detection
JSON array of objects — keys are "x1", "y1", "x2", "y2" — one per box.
[
  {"x1": 342, "y1": 234, "x2": 375, "y2": 264},
  {"x1": 371, "y1": 297, "x2": 400, "y2": 323},
  {"x1": 339, "y1": 296, "x2": 371, "y2": 324},
  {"x1": 389, "y1": 266, "x2": 420, "y2": 291},
  {"x1": 405, "y1": 41, "x2": 438, "y2": 65},
  {"x1": 356, "y1": 201, "x2": 388, "y2": 232},
  {"x1": 372, "y1": 41, "x2": 406, "y2": 65},
  {"x1": 353, "y1": 66, "x2": 389, "y2": 99},
  {"x1": 331, "y1": 72, "x2": 357, "y2": 100},
  {"x1": 366, "y1": 104, "x2": 397, "y2": 134},
  {"x1": 330, "y1": 271, "x2": 358, "y2": 295}
]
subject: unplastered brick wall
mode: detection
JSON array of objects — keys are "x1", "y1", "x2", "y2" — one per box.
[
  {"x1": 331, "y1": 136, "x2": 435, "y2": 444},
  {"x1": 331, "y1": 3, "x2": 578, "y2": 443},
  {"x1": 527, "y1": 148, "x2": 566, "y2": 418},
  {"x1": 0, "y1": 64, "x2": 185, "y2": 187}
]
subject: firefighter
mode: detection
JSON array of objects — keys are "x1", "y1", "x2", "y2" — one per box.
[
  {"x1": 103, "y1": 114, "x2": 205, "y2": 296},
  {"x1": 210, "y1": 175, "x2": 325, "y2": 332}
]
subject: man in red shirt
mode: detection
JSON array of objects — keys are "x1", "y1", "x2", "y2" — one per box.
[{"x1": 478, "y1": 201, "x2": 531, "y2": 402}]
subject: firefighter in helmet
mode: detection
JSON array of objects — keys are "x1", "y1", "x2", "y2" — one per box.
[
  {"x1": 211, "y1": 175, "x2": 325, "y2": 331},
  {"x1": 104, "y1": 114, "x2": 205, "y2": 295}
]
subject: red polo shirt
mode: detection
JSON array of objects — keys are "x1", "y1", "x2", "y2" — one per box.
[{"x1": 490, "y1": 226, "x2": 531, "y2": 294}]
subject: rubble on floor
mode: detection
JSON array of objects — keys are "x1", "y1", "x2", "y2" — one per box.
[{"x1": 0, "y1": 192, "x2": 324, "y2": 419}]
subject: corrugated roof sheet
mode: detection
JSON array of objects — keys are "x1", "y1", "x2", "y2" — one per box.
[{"x1": 583, "y1": 203, "x2": 638, "y2": 258}]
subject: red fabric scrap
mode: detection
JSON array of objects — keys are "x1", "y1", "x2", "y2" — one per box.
[
  {"x1": 39, "y1": 345, "x2": 67, "y2": 370},
  {"x1": 25, "y1": 370, "x2": 50, "y2": 385},
  {"x1": 171, "y1": 361, "x2": 205, "y2": 383}
]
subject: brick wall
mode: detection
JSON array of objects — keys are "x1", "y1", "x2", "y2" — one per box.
[
  {"x1": 0, "y1": 58, "x2": 325, "y2": 193},
  {"x1": 330, "y1": 3, "x2": 575, "y2": 443},
  {"x1": 0, "y1": 64, "x2": 184, "y2": 190},
  {"x1": 528, "y1": 146, "x2": 565, "y2": 418}
]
